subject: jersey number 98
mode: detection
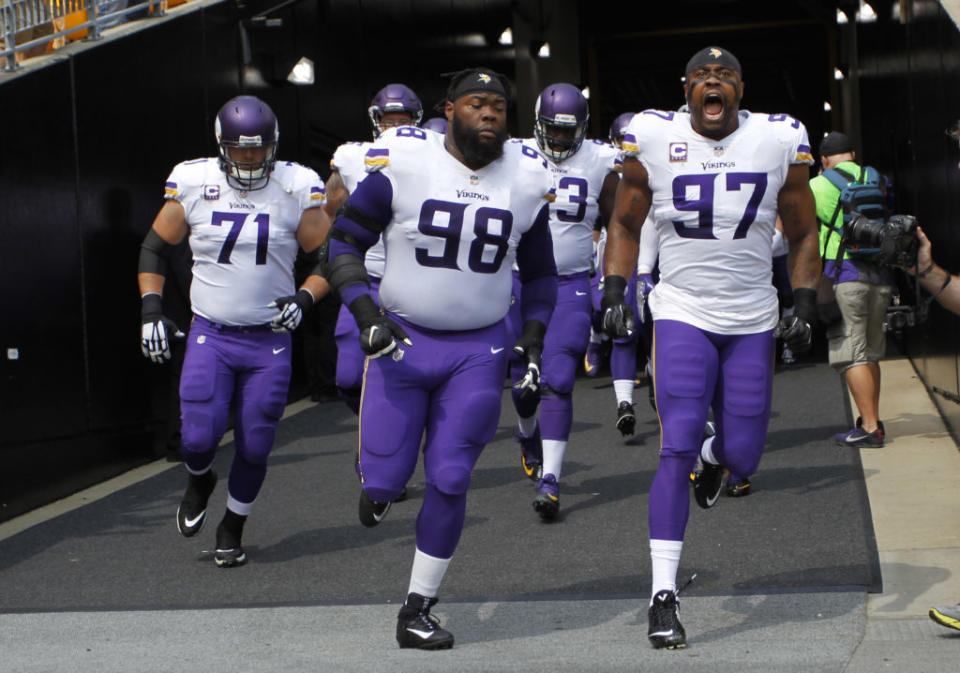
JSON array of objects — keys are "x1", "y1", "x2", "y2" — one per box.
[{"x1": 416, "y1": 199, "x2": 513, "y2": 274}]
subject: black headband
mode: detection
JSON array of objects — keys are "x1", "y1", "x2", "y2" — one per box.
[
  {"x1": 449, "y1": 70, "x2": 509, "y2": 102},
  {"x1": 685, "y1": 46, "x2": 742, "y2": 76}
]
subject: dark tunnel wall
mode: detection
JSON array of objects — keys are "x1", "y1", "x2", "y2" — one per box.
[{"x1": 2, "y1": 0, "x2": 960, "y2": 520}]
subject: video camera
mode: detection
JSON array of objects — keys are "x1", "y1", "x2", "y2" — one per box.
[{"x1": 845, "y1": 214, "x2": 919, "y2": 268}]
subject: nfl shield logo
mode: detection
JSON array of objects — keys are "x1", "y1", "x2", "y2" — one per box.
[
  {"x1": 713, "y1": 146, "x2": 725, "y2": 157},
  {"x1": 392, "y1": 347, "x2": 405, "y2": 362},
  {"x1": 669, "y1": 143, "x2": 688, "y2": 162},
  {"x1": 470, "y1": 175, "x2": 479, "y2": 185}
]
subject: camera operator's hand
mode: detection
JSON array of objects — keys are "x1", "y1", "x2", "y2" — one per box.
[
  {"x1": 775, "y1": 288, "x2": 816, "y2": 354},
  {"x1": 906, "y1": 226, "x2": 933, "y2": 277}
]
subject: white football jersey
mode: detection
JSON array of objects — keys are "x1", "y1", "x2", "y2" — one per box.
[
  {"x1": 331, "y1": 141, "x2": 386, "y2": 278},
  {"x1": 366, "y1": 126, "x2": 555, "y2": 330},
  {"x1": 518, "y1": 138, "x2": 619, "y2": 275},
  {"x1": 164, "y1": 158, "x2": 325, "y2": 326},
  {"x1": 622, "y1": 109, "x2": 814, "y2": 333}
]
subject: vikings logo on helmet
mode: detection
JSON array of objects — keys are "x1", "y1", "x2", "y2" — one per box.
[
  {"x1": 534, "y1": 82, "x2": 589, "y2": 163},
  {"x1": 215, "y1": 95, "x2": 279, "y2": 191},
  {"x1": 478, "y1": 73, "x2": 492, "y2": 84}
]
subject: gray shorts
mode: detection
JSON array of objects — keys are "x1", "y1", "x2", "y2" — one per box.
[{"x1": 826, "y1": 281, "x2": 893, "y2": 371}]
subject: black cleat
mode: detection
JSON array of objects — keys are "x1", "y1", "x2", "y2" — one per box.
[
  {"x1": 648, "y1": 589, "x2": 686, "y2": 649},
  {"x1": 690, "y1": 422, "x2": 727, "y2": 509},
  {"x1": 616, "y1": 401, "x2": 636, "y2": 436},
  {"x1": 532, "y1": 473, "x2": 559, "y2": 520},
  {"x1": 359, "y1": 489, "x2": 391, "y2": 527},
  {"x1": 726, "y1": 477, "x2": 752, "y2": 498},
  {"x1": 517, "y1": 426, "x2": 543, "y2": 482},
  {"x1": 213, "y1": 520, "x2": 247, "y2": 568},
  {"x1": 396, "y1": 593, "x2": 455, "y2": 650},
  {"x1": 176, "y1": 470, "x2": 217, "y2": 538}
]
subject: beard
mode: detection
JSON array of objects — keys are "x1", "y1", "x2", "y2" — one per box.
[{"x1": 452, "y1": 113, "x2": 507, "y2": 167}]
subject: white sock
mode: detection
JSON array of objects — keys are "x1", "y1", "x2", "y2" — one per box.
[
  {"x1": 650, "y1": 539, "x2": 683, "y2": 604},
  {"x1": 226, "y1": 494, "x2": 254, "y2": 517},
  {"x1": 700, "y1": 433, "x2": 719, "y2": 466},
  {"x1": 613, "y1": 379, "x2": 635, "y2": 405},
  {"x1": 589, "y1": 327, "x2": 603, "y2": 345},
  {"x1": 408, "y1": 548, "x2": 452, "y2": 598},
  {"x1": 517, "y1": 415, "x2": 538, "y2": 438},
  {"x1": 541, "y1": 439, "x2": 567, "y2": 479}
]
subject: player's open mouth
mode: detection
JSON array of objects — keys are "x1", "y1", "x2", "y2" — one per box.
[{"x1": 703, "y1": 92, "x2": 724, "y2": 120}]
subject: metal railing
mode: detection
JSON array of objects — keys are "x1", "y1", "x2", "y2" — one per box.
[{"x1": 0, "y1": 0, "x2": 169, "y2": 72}]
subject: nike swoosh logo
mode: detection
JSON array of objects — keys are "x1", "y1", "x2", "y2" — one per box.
[
  {"x1": 406, "y1": 628, "x2": 439, "y2": 639},
  {"x1": 575, "y1": 290, "x2": 587, "y2": 296},
  {"x1": 273, "y1": 347, "x2": 286, "y2": 355},
  {"x1": 490, "y1": 347, "x2": 504, "y2": 354},
  {"x1": 184, "y1": 512, "x2": 205, "y2": 528}
]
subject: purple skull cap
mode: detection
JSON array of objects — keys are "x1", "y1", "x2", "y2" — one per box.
[
  {"x1": 214, "y1": 95, "x2": 279, "y2": 190},
  {"x1": 534, "y1": 83, "x2": 589, "y2": 162},
  {"x1": 422, "y1": 117, "x2": 448, "y2": 134},
  {"x1": 608, "y1": 112, "x2": 634, "y2": 145},
  {"x1": 368, "y1": 83, "x2": 423, "y2": 138}
]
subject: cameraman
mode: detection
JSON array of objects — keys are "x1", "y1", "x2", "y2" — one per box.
[{"x1": 812, "y1": 132, "x2": 894, "y2": 448}]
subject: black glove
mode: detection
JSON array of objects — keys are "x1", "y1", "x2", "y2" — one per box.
[
  {"x1": 600, "y1": 275, "x2": 635, "y2": 339},
  {"x1": 775, "y1": 287, "x2": 816, "y2": 354},
  {"x1": 268, "y1": 288, "x2": 315, "y2": 332},
  {"x1": 348, "y1": 294, "x2": 412, "y2": 358},
  {"x1": 512, "y1": 320, "x2": 546, "y2": 401},
  {"x1": 140, "y1": 293, "x2": 185, "y2": 364}
]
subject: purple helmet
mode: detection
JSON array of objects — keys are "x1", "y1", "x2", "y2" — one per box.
[
  {"x1": 368, "y1": 83, "x2": 423, "y2": 138},
  {"x1": 422, "y1": 117, "x2": 447, "y2": 134},
  {"x1": 608, "y1": 112, "x2": 634, "y2": 147},
  {"x1": 215, "y1": 95, "x2": 278, "y2": 190},
  {"x1": 534, "y1": 83, "x2": 589, "y2": 162}
]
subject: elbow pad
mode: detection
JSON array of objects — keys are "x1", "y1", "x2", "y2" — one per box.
[{"x1": 139, "y1": 229, "x2": 172, "y2": 275}]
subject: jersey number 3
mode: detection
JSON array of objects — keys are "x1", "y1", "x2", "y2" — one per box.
[{"x1": 672, "y1": 172, "x2": 767, "y2": 239}]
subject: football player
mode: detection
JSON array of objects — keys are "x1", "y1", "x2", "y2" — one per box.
[
  {"x1": 325, "y1": 83, "x2": 423, "y2": 413},
  {"x1": 507, "y1": 83, "x2": 619, "y2": 519},
  {"x1": 602, "y1": 47, "x2": 820, "y2": 648},
  {"x1": 138, "y1": 95, "x2": 329, "y2": 567},
  {"x1": 321, "y1": 68, "x2": 557, "y2": 650},
  {"x1": 585, "y1": 112, "x2": 635, "y2": 380}
]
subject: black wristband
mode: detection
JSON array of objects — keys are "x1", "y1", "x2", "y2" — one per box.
[
  {"x1": 346, "y1": 293, "x2": 381, "y2": 329},
  {"x1": 141, "y1": 292, "x2": 163, "y2": 322},
  {"x1": 294, "y1": 288, "x2": 315, "y2": 310},
  {"x1": 792, "y1": 287, "x2": 817, "y2": 324},
  {"x1": 602, "y1": 275, "x2": 628, "y2": 304}
]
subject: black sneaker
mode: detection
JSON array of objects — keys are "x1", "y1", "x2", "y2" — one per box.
[
  {"x1": 517, "y1": 426, "x2": 543, "y2": 482},
  {"x1": 690, "y1": 422, "x2": 726, "y2": 509},
  {"x1": 616, "y1": 401, "x2": 636, "y2": 436},
  {"x1": 648, "y1": 589, "x2": 686, "y2": 649},
  {"x1": 396, "y1": 593, "x2": 455, "y2": 650},
  {"x1": 214, "y1": 520, "x2": 247, "y2": 568},
  {"x1": 834, "y1": 426, "x2": 884, "y2": 448},
  {"x1": 532, "y1": 473, "x2": 559, "y2": 520},
  {"x1": 359, "y1": 489, "x2": 391, "y2": 527},
  {"x1": 176, "y1": 470, "x2": 217, "y2": 537}
]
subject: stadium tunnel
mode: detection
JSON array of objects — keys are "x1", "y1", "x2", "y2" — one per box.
[{"x1": 1, "y1": 0, "x2": 959, "y2": 521}]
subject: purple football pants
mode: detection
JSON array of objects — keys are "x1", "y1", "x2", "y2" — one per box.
[
  {"x1": 359, "y1": 314, "x2": 508, "y2": 558},
  {"x1": 507, "y1": 273, "x2": 591, "y2": 441},
  {"x1": 649, "y1": 319, "x2": 774, "y2": 541},
  {"x1": 334, "y1": 277, "x2": 381, "y2": 414},
  {"x1": 179, "y1": 316, "x2": 292, "y2": 506}
]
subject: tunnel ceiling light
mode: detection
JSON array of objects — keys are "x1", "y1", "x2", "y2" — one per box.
[
  {"x1": 834, "y1": 67, "x2": 845, "y2": 80},
  {"x1": 287, "y1": 57, "x2": 315, "y2": 85},
  {"x1": 581, "y1": 86, "x2": 590, "y2": 99},
  {"x1": 537, "y1": 42, "x2": 551, "y2": 58},
  {"x1": 857, "y1": 2, "x2": 878, "y2": 23},
  {"x1": 837, "y1": 8, "x2": 849, "y2": 24},
  {"x1": 824, "y1": 101, "x2": 832, "y2": 111},
  {"x1": 498, "y1": 27, "x2": 513, "y2": 45}
]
